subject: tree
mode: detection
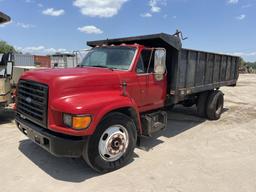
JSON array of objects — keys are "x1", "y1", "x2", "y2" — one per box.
[
  {"x1": 239, "y1": 58, "x2": 256, "y2": 73},
  {"x1": 0, "y1": 40, "x2": 16, "y2": 54},
  {"x1": 247, "y1": 62, "x2": 256, "y2": 69}
]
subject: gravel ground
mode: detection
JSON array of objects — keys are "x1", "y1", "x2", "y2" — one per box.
[{"x1": 0, "y1": 74, "x2": 256, "y2": 192}]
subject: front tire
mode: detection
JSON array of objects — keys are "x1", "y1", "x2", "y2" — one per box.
[{"x1": 83, "y1": 112, "x2": 137, "y2": 173}]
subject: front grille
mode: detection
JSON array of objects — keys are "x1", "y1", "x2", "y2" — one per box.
[{"x1": 16, "y1": 80, "x2": 48, "y2": 128}]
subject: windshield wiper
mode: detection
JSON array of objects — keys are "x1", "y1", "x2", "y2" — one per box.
[
  {"x1": 79, "y1": 65, "x2": 117, "y2": 70},
  {"x1": 91, "y1": 65, "x2": 109, "y2": 68},
  {"x1": 91, "y1": 65, "x2": 118, "y2": 71},
  {"x1": 78, "y1": 65, "x2": 108, "y2": 68}
]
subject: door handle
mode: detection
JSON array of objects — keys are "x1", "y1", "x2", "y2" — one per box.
[{"x1": 121, "y1": 81, "x2": 127, "y2": 96}]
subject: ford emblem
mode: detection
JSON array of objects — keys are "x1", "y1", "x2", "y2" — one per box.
[{"x1": 25, "y1": 97, "x2": 32, "y2": 103}]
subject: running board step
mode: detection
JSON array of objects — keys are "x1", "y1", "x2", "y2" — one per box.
[{"x1": 141, "y1": 111, "x2": 167, "y2": 137}]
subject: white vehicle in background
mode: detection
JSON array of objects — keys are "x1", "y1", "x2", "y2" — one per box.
[
  {"x1": 0, "y1": 12, "x2": 47, "y2": 110},
  {"x1": 0, "y1": 12, "x2": 13, "y2": 109}
]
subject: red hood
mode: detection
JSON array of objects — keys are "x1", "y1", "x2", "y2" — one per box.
[
  {"x1": 21, "y1": 67, "x2": 122, "y2": 98},
  {"x1": 21, "y1": 67, "x2": 116, "y2": 82}
]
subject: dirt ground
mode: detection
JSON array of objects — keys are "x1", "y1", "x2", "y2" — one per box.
[{"x1": 0, "y1": 74, "x2": 256, "y2": 192}]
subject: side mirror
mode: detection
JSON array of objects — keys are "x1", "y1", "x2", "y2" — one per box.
[
  {"x1": 0, "y1": 53, "x2": 13, "y2": 78},
  {"x1": 154, "y1": 49, "x2": 166, "y2": 81},
  {"x1": 6, "y1": 61, "x2": 13, "y2": 77},
  {"x1": 53, "y1": 63, "x2": 58, "y2": 68}
]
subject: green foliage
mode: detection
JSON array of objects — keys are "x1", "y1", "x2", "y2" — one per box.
[
  {"x1": 239, "y1": 58, "x2": 256, "y2": 73},
  {"x1": 246, "y1": 62, "x2": 256, "y2": 69},
  {"x1": 0, "y1": 40, "x2": 16, "y2": 54}
]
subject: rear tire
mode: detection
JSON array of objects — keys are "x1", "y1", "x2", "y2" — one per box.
[
  {"x1": 206, "y1": 91, "x2": 224, "y2": 120},
  {"x1": 196, "y1": 91, "x2": 211, "y2": 117},
  {"x1": 82, "y1": 112, "x2": 137, "y2": 173}
]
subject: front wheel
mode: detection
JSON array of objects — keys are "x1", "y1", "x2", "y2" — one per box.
[{"x1": 82, "y1": 112, "x2": 137, "y2": 173}]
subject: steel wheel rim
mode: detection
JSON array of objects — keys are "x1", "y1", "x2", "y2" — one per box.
[{"x1": 98, "y1": 125, "x2": 129, "y2": 162}]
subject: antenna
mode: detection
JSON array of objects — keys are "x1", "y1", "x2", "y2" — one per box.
[{"x1": 172, "y1": 29, "x2": 188, "y2": 41}]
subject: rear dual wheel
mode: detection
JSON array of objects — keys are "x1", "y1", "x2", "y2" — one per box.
[
  {"x1": 197, "y1": 91, "x2": 211, "y2": 118},
  {"x1": 206, "y1": 91, "x2": 224, "y2": 120},
  {"x1": 197, "y1": 90, "x2": 224, "y2": 120},
  {"x1": 83, "y1": 112, "x2": 137, "y2": 173}
]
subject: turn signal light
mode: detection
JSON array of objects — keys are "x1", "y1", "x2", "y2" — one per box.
[
  {"x1": 63, "y1": 113, "x2": 92, "y2": 130},
  {"x1": 72, "y1": 116, "x2": 92, "y2": 130}
]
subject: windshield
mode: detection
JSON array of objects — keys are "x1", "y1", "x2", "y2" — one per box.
[{"x1": 80, "y1": 47, "x2": 136, "y2": 70}]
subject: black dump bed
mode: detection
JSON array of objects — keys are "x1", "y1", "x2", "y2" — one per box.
[
  {"x1": 88, "y1": 33, "x2": 240, "y2": 104},
  {"x1": 0, "y1": 12, "x2": 11, "y2": 24}
]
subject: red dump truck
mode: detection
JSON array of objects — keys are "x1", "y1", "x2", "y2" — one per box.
[{"x1": 16, "y1": 33, "x2": 240, "y2": 172}]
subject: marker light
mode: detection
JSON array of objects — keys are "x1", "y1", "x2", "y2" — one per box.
[
  {"x1": 72, "y1": 116, "x2": 92, "y2": 130},
  {"x1": 63, "y1": 113, "x2": 92, "y2": 130}
]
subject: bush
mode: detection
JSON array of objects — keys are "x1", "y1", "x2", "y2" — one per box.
[{"x1": 0, "y1": 40, "x2": 16, "y2": 54}]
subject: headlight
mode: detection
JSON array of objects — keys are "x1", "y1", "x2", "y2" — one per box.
[
  {"x1": 63, "y1": 113, "x2": 92, "y2": 130},
  {"x1": 63, "y1": 114, "x2": 72, "y2": 127}
]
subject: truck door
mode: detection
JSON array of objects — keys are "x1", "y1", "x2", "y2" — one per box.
[{"x1": 136, "y1": 48, "x2": 167, "y2": 111}]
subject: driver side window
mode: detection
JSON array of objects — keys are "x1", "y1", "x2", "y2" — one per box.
[
  {"x1": 136, "y1": 49, "x2": 154, "y2": 74},
  {"x1": 136, "y1": 57, "x2": 145, "y2": 73}
]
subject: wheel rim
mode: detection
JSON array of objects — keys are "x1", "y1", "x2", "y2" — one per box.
[{"x1": 98, "y1": 125, "x2": 129, "y2": 162}]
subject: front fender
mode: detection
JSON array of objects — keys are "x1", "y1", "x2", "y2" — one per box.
[{"x1": 50, "y1": 91, "x2": 141, "y2": 136}]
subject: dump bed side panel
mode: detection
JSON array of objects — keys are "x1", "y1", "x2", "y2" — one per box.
[{"x1": 169, "y1": 49, "x2": 239, "y2": 103}]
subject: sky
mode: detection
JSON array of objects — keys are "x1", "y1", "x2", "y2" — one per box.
[{"x1": 0, "y1": 0, "x2": 255, "y2": 61}]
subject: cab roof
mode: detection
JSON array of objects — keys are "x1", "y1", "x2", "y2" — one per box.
[
  {"x1": 0, "y1": 11, "x2": 11, "y2": 24},
  {"x1": 87, "y1": 33, "x2": 182, "y2": 50}
]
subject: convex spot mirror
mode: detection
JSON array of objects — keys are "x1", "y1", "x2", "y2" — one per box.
[{"x1": 154, "y1": 49, "x2": 166, "y2": 81}]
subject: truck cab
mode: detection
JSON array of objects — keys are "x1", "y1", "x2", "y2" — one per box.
[
  {"x1": 16, "y1": 33, "x2": 239, "y2": 173},
  {"x1": 16, "y1": 43, "x2": 168, "y2": 171},
  {"x1": 78, "y1": 44, "x2": 167, "y2": 112}
]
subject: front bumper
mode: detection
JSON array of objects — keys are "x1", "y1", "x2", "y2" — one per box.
[{"x1": 16, "y1": 115, "x2": 86, "y2": 158}]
